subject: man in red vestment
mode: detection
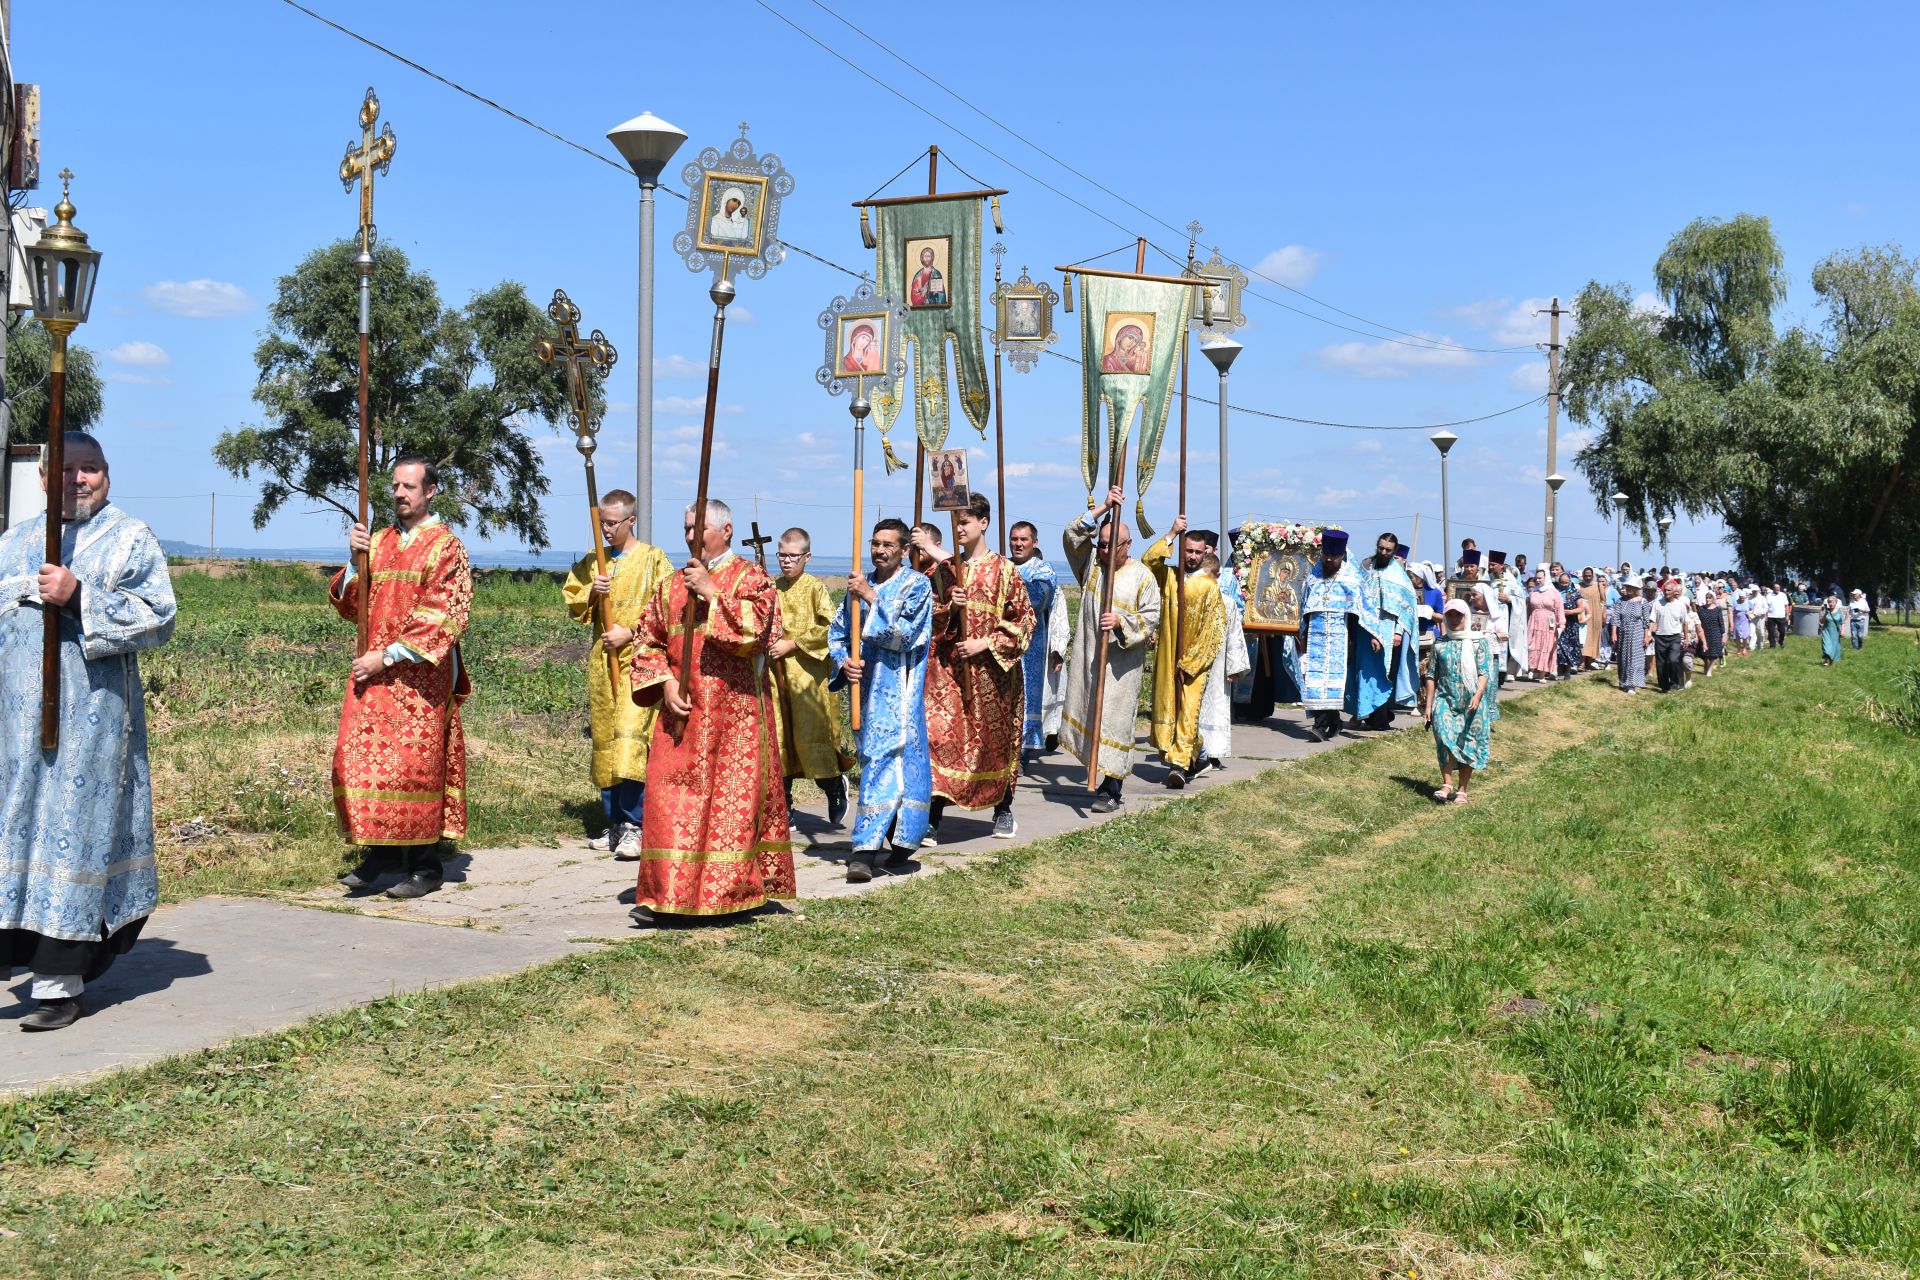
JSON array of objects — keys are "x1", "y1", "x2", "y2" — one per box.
[
  {"x1": 910, "y1": 492, "x2": 1035, "y2": 843},
  {"x1": 331, "y1": 456, "x2": 473, "y2": 900},
  {"x1": 627, "y1": 498, "x2": 795, "y2": 924}
]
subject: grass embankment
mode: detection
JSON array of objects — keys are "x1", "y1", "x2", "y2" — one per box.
[
  {"x1": 147, "y1": 564, "x2": 595, "y2": 898},
  {"x1": 7, "y1": 633, "x2": 1920, "y2": 1277}
]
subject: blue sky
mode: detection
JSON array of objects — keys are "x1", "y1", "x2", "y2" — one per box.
[{"x1": 15, "y1": 0, "x2": 1909, "y2": 568}]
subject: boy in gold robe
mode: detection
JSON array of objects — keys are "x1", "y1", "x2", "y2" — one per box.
[
  {"x1": 1145, "y1": 514, "x2": 1225, "y2": 788},
  {"x1": 771, "y1": 527, "x2": 851, "y2": 824}
]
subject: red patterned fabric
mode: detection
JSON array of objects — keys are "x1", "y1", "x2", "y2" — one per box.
[
  {"x1": 926, "y1": 550, "x2": 1035, "y2": 809},
  {"x1": 629, "y1": 555, "x2": 795, "y2": 915},
  {"x1": 329, "y1": 522, "x2": 473, "y2": 846}
]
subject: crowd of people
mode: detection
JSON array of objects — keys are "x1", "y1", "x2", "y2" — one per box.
[{"x1": 0, "y1": 439, "x2": 1887, "y2": 1030}]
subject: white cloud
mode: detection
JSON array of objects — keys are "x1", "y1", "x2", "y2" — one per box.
[
  {"x1": 657, "y1": 353, "x2": 704, "y2": 378},
  {"x1": 1451, "y1": 296, "x2": 1579, "y2": 348},
  {"x1": 1314, "y1": 334, "x2": 1482, "y2": 379},
  {"x1": 1372, "y1": 475, "x2": 1410, "y2": 498},
  {"x1": 664, "y1": 439, "x2": 736, "y2": 462},
  {"x1": 107, "y1": 371, "x2": 170, "y2": 387},
  {"x1": 1846, "y1": 201, "x2": 1869, "y2": 218},
  {"x1": 1509, "y1": 361, "x2": 1548, "y2": 393},
  {"x1": 1252, "y1": 245, "x2": 1325, "y2": 289},
  {"x1": 796, "y1": 431, "x2": 818, "y2": 447},
  {"x1": 1630, "y1": 291, "x2": 1671, "y2": 318},
  {"x1": 729, "y1": 305, "x2": 756, "y2": 325},
  {"x1": 106, "y1": 340, "x2": 171, "y2": 367},
  {"x1": 1314, "y1": 487, "x2": 1361, "y2": 507},
  {"x1": 655, "y1": 395, "x2": 743, "y2": 416},
  {"x1": 997, "y1": 461, "x2": 1080, "y2": 481},
  {"x1": 142, "y1": 279, "x2": 253, "y2": 318},
  {"x1": 1353, "y1": 438, "x2": 1383, "y2": 454}
]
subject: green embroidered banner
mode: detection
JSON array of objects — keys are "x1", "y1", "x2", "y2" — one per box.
[
  {"x1": 873, "y1": 199, "x2": 990, "y2": 468},
  {"x1": 1078, "y1": 273, "x2": 1195, "y2": 538}
]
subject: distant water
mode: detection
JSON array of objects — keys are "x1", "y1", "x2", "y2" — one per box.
[{"x1": 162, "y1": 541, "x2": 1069, "y2": 579}]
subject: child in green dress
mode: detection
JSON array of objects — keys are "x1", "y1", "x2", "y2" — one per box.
[{"x1": 1422, "y1": 598, "x2": 1494, "y2": 804}]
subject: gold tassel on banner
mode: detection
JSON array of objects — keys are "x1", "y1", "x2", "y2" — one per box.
[
  {"x1": 1137, "y1": 499, "x2": 1156, "y2": 541},
  {"x1": 880, "y1": 434, "x2": 905, "y2": 474},
  {"x1": 1202, "y1": 287, "x2": 1214, "y2": 327},
  {"x1": 990, "y1": 194, "x2": 1004, "y2": 234},
  {"x1": 859, "y1": 206, "x2": 877, "y2": 250},
  {"x1": 1061, "y1": 272, "x2": 1074, "y2": 313}
]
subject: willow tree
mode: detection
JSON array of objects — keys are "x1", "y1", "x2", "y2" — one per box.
[{"x1": 213, "y1": 240, "x2": 598, "y2": 550}]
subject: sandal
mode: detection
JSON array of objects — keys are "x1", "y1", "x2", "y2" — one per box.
[
  {"x1": 1432, "y1": 785, "x2": 1455, "y2": 803},
  {"x1": 1451, "y1": 790, "x2": 1472, "y2": 804}
]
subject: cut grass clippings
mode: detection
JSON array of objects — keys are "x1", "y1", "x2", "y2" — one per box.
[{"x1": 3, "y1": 631, "x2": 1919, "y2": 1277}]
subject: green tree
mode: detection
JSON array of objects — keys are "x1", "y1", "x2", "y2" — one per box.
[
  {"x1": 5, "y1": 319, "x2": 106, "y2": 441},
  {"x1": 1565, "y1": 219, "x2": 1920, "y2": 598},
  {"x1": 214, "y1": 240, "x2": 598, "y2": 549}
]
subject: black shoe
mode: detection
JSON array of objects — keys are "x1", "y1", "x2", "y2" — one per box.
[
  {"x1": 629, "y1": 904, "x2": 658, "y2": 927},
  {"x1": 385, "y1": 872, "x2": 442, "y2": 900},
  {"x1": 1165, "y1": 767, "x2": 1188, "y2": 790},
  {"x1": 20, "y1": 997, "x2": 83, "y2": 1032},
  {"x1": 1091, "y1": 794, "x2": 1121, "y2": 814},
  {"x1": 1045, "y1": 733, "x2": 1059, "y2": 752},
  {"x1": 886, "y1": 843, "x2": 916, "y2": 867},
  {"x1": 846, "y1": 858, "x2": 873, "y2": 884},
  {"x1": 825, "y1": 783, "x2": 849, "y2": 827},
  {"x1": 338, "y1": 849, "x2": 396, "y2": 889}
]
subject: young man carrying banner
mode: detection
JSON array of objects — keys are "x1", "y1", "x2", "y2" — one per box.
[
  {"x1": 1145, "y1": 514, "x2": 1225, "y2": 787},
  {"x1": 911, "y1": 493, "x2": 1034, "y2": 843}
]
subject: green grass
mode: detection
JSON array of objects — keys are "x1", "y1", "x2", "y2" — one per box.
[
  {"x1": 5, "y1": 624, "x2": 1920, "y2": 1277},
  {"x1": 145, "y1": 563, "x2": 597, "y2": 897}
]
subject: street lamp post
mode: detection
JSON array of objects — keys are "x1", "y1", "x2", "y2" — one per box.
[
  {"x1": 1200, "y1": 336, "x2": 1242, "y2": 541},
  {"x1": 1544, "y1": 471, "x2": 1566, "y2": 568},
  {"x1": 1612, "y1": 492, "x2": 1628, "y2": 569},
  {"x1": 1658, "y1": 515, "x2": 1674, "y2": 570},
  {"x1": 22, "y1": 169, "x2": 103, "y2": 752},
  {"x1": 1430, "y1": 430, "x2": 1458, "y2": 574},
  {"x1": 606, "y1": 111, "x2": 687, "y2": 544}
]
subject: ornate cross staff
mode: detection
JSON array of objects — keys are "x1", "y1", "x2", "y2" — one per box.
[
  {"x1": 741, "y1": 521, "x2": 775, "y2": 565},
  {"x1": 339, "y1": 86, "x2": 396, "y2": 657},
  {"x1": 533, "y1": 289, "x2": 621, "y2": 694}
]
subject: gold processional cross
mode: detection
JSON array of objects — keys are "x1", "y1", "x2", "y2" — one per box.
[
  {"x1": 339, "y1": 87, "x2": 397, "y2": 250},
  {"x1": 534, "y1": 290, "x2": 617, "y2": 436}
]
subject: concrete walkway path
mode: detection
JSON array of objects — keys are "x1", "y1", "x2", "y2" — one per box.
[{"x1": 2, "y1": 675, "x2": 1570, "y2": 1095}]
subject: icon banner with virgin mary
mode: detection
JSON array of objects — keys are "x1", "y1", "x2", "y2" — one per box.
[
  {"x1": 1078, "y1": 272, "x2": 1196, "y2": 538},
  {"x1": 873, "y1": 198, "x2": 989, "y2": 461}
]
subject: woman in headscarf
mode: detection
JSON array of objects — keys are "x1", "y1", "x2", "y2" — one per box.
[
  {"x1": 1610, "y1": 576, "x2": 1653, "y2": 695},
  {"x1": 1696, "y1": 583, "x2": 1726, "y2": 677},
  {"x1": 1730, "y1": 587, "x2": 1754, "y2": 656},
  {"x1": 1525, "y1": 567, "x2": 1564, "y2": 681},
  {"x1": 1819, "y1": 595, "x2": 1846, "y2": 665},
  {"x1": 1578, "y1": 567, "x2": 1606, "y2": 670},
  {"x1": 1556, "y1": 565, "x2": 1584, "y2": 679}
]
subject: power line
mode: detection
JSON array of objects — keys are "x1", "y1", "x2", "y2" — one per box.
[
  {"x1": 273, "y1": 0, "x2": 1545, "y2": 433},
  {"x1": 790, "y1": 0, "x2": 1537, "y2": 357}
]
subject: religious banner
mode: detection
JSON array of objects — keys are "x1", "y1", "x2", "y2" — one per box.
[
  {"x1": 673, "y1": 125, "x2": 795, "y2": 284},
  {"x1": 1235, "y1": 521, "x2": 1339, "y2": 634},
  {"x1": 868, "y1": 196, "x2": 991, "y2": 464},
  {"x1": 1077, "y1": 272, "x2": 1196, "y2": 537}
]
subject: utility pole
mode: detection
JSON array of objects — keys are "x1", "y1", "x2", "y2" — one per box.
[
  {"x1": 1539, "y1": 296, "x2": 1566, "y2": 568},
  {"x1": 208, "y1": 492, "x2": 216, "y2": 561}
]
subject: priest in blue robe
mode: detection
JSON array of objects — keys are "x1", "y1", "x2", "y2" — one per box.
[
  {"x1": 1295, "y1": 529, "x2": 1383, "y2": 742},
  {"x1": 829, "y1": 518, "x2": 933, "y2": 883},
  {"x1": 1009, "y1": 520, "x2": 1068, "y2": 758},
  {"x1": 1354, "y1": 532, "x2": 1417, "y2": 728},
  {"x1": 2, "y1": 433, "x2": 176, "y2": 1031}
]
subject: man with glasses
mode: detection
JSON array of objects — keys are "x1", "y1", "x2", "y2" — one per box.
[
  {"x1": 770, "y1": 528, "x2": 851, "y2": 825},
  {"x1": 1060, "y1": 486, "x2": 1160, "y2": 812},
  {"x1": 562, "y1": 490, "x2": 672, "y2": 860}
]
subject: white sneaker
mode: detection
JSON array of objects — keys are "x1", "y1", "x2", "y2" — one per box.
[
  {"x1": 614, "y1": 827, "x2": 641, "y2": 860},
  {"x1": 590, "y1": 825, "x2": 619, "y2": 852}
]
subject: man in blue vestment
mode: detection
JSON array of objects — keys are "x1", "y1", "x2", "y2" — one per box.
[
  {"x1": 2, "y1": 433, "x2": 176, "y2": 1031},
  {"x1": 1294, "y1": 529, "x2": 1383, "y2": 742},
  {"x1": 830, "y1": 518, "x2": 933, "y2": 883},
  {"x1": 1009, "y1": 520, "x2": 1068, "y2": 761},
  {"x1": 1352, "y1": 532, "x2": 1414, "y2": 728}
]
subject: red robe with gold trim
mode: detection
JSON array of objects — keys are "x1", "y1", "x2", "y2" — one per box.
[
  {"x1": 926, "y1": 550, "x2": 1035, "y2": 809},
  {"x1": 329, "y1": 520, "x2": 473, "y2": 846},
  {"x1": 630, "y1": 554, "x2": 795, "y2": 915}
]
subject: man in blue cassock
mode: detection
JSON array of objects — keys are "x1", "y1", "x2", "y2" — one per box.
[
  {"x1": 2, "y1": 433, "x2": 176, "y2": 1031},
  {"x1": 1295, "y1": 528, "x2": 1384, "y2": 742},
  {"x1": 1353, "y1": 531, "x2": 1416, "y2": 728},
  {"x1": 1009, "y1": 520, "x2": 1068, "y2": 760},
  {"x1": 830, "y1": 518, "x2": 933, "y2": 883},
  {"x1": 1391, "y1": 544, "x2": 1422, "y2": 709}
]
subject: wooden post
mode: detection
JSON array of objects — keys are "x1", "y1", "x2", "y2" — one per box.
[
  {"x1": 354, "y1": 290, "x2": 372, "y2": 656},
  {"x1": 914, "y1": 440, "x2": 926, "y2": 528},
  {"x1": 1083, "y1": 437, "x2": 1131, "y2": 791},
  {"x1": 1172, "y1": 334, "x2": 1191, "y2": 739},
  {"x1": 40, "y1": 331, "x2": 69, "y2": 752},
  {"x1": 582, "y1": 464, "x2": 622, "y2": 696},
  {"x1": 993, "y1": 344, "x2": 1007, "y2": 558},
  {"x1": 849, "y1": 411, "x2": 866, "y2": 731}
]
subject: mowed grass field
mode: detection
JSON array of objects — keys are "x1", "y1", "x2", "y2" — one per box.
[
  {"x1": 142, "y1": 562, "x2": 602, "y2": 898},
  {"x1": 6, "y1": 590, "x2": 1920, "y2": 1276}
]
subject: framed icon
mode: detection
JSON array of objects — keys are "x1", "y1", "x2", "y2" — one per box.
[
  {"x1": 694, "y1": 171, "x2": 770, "y2": 258},
  {"x1": 928, "y1": 447, "x2": 970, "y2": 512}
]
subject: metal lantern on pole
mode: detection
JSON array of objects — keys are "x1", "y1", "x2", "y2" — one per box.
[
  {"x1": 1658, "y1": 514, "x2": 1674, "y2": 568},
  {"x1": 1544, "y1": 471, "x2": 1566, "y2": 567},
  {"x1": 606, "y1": 110, "x2": 688, "y2": 544},
  {"x1": 23, "y1": 168, "x2": 103, "y2": 752},
  {"x1": 1612, "y1": 492, "x2": 1628, "y2": 568},
  {"x1": 1430, "y1": 429, "x2": 1458, "y2": 574},
  {"x1": 1200, "y1": 336, "x2": 1242, "y2": 546}
]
